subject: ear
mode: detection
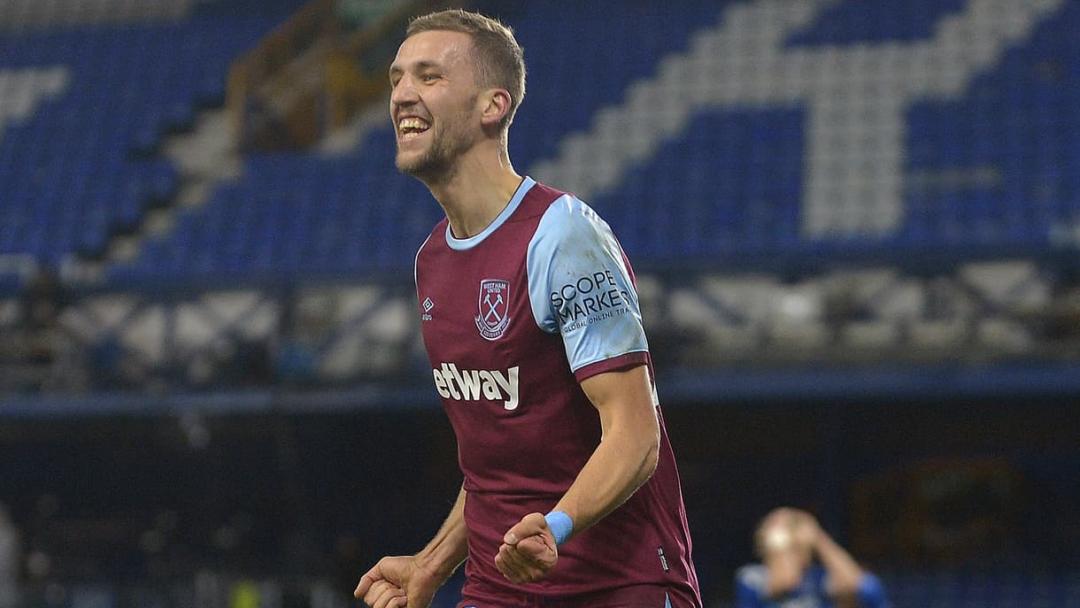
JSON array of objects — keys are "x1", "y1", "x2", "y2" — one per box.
[{"x1": 479, "y1": 88, "x2": 512, "y2": 128}]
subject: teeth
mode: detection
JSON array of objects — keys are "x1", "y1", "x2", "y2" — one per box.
[{"x1": 398, "y1": 117, "x2": 429, "y2": 133}]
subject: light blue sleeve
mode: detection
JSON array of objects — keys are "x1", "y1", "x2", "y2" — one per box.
[{"x1": 525, "y1": 195, "x2": 649, "y2": 374}]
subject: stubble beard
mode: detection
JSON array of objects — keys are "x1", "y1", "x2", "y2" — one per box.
[{"x1": 396, "y1": 119, "x2": 474, "y2": 185}]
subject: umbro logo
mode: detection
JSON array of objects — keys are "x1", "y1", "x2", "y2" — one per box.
[{"x1": 421, "y1": 297, "x2": 434, "y2": 321}]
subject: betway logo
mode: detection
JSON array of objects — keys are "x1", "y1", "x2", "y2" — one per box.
[{"x1": 432, "y1": 363, "x2": 520, "y2": 411}]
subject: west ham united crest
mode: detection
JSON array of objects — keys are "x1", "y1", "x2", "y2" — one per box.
[{"x1": 475, "y1": 279, "x2": 511, "y2": 340}]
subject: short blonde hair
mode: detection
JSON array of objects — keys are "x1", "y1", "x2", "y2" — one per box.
[{"x1": 407, "y1": 9, "x2": 526, "y2": 128}]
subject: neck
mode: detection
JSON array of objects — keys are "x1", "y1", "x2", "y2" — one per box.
[{"x1": 424, "y1": 144, "x2": 523, "y2": 239}]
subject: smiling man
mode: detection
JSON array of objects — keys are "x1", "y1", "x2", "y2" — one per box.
[{"x1": 354, "y1": 9, "x2": 701, "y2": 608}]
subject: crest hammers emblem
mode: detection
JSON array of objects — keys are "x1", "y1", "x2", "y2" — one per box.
[{"x1": 475, "y1": 279, "x2": 511, "y2": 340}]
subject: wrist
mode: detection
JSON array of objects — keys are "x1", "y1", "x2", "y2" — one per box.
[
  {"x1": 544, "y1": 511, "x2": 574, "y2": 546},
  {"x1": 413, "y1": 549, "x2": 459, "y2": 582}
]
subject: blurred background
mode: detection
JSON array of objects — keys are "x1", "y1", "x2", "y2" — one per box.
[{"x1": 1, "y1": 0, "x2": 1080, "y2": 606}]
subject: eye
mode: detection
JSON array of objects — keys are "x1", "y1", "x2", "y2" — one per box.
[{"x1": 421, "y1": 73, "x2": 440, "y2": 83}]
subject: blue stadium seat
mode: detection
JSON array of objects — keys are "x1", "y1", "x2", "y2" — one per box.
[
  {"x1": 106, "y1": 0, "x2": 737, "y2": 282},
  {"x1": 0, "y1": 1, "x2": 303, "y2": 265},
  {"x1": 4, "y1": 0, "x2": 1080, "y2": 282},
  {"x1": 786, "y1": 0, "x2": 969, "y2": 46}
]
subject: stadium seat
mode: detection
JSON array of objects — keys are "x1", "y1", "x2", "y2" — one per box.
[
  {"x1": 108, "y1": 0, "x2": 737, "y2": 281},
  {"x1": 0, "y1": 0, "x2": 305, "y2": 265},
  {"x1": 3, "y1": 0, "x2": 1079, "y2": 282}
]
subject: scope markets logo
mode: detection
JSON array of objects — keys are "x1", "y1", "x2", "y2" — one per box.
[{"x1": 550, "y1": 268, "x2": 632, "y2": 333}]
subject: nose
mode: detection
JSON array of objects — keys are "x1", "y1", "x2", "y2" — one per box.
[{"x1": 390, "y1": 76, "x2": 420, "y2": 110}]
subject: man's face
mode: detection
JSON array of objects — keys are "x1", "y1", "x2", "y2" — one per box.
[
  {"x1": 758, "y1": 510, "x2": 815, "y2": 570},
  {"x1": 389, "y1": 30, "x2": 481, "y2": 180}
]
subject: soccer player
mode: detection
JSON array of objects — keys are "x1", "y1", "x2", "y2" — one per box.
[
  {"x1": 354, "y1": 9, "x2": 701, "y2": 608},
  {"x1": 735, "y1": 508, "x2": 889, "y2": 608}
]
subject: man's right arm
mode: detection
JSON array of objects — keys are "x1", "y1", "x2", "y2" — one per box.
[
  {"x1": 355, "y1": 485, "x2": 469, "y2": 608},
  {"x1": 414, "y1": 484, "x2": 470, "y2": 579}
]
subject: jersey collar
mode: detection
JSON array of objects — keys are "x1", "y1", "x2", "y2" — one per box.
[{"x1": 445, "y1": 176, "x2": 536, "y2": 251}]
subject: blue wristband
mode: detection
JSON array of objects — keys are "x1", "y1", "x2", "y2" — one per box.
[{"x1": 544, "y1": 511, "x2": 573, "y2": 546}]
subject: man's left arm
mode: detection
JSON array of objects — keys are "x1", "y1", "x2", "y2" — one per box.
[
  {"x1": 494, "y1": 364, "x2": 660, "y2": 584},
  {"x1": 553, "y1": 364, "x2": 661, "y2": 529},
  {"x1": 496, "y1": 196, "x2": 661, "y2": 584}
]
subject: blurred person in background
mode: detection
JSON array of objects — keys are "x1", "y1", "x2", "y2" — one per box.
[
  {"x1": 355, "y1": 8, "x2": 700, "y2": 608},
  {"x1": 735, "y1": 508, "x2": 887, "y2": 608}
]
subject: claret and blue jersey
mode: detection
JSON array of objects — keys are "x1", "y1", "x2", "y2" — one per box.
[{"x1": 414, "y1": 177, "x2": 701, "y2": 606}]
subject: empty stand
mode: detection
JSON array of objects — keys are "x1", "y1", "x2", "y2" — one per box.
[
  {"x1": 0, "y1": 0, "x2": 1076, "y2": 284},
  {"x1": 0, "y1": 0, "x2": 305, "y2": 266},
  {"x1": 108, "y1": 0, "x2": 735, "y2": 281},
  {"x1": 0, "y1": 0, "x2": 193, "y2": 31},
  {"x1": 112, "y1": 0, "x2": 1080, "y2": 282}
]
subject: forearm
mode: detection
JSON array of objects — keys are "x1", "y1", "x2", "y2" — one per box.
[
  {"x1": 414, "y1": 485, "x2": 470, "y2": 580},
  {"x1": 552, "y1": 420, "x2": 659, "y2": 538},
  {"x1": 816, "y1": 530, "x2": 864, "y2": 596}
]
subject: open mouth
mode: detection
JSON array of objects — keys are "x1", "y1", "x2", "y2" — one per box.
[{"x1": 398, "y1": 117, "x2": 431, "y2": 141}]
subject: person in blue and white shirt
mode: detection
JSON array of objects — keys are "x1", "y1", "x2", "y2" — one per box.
[{"x1": 736, "y1": 508, "x2": 888, "y2": 608}]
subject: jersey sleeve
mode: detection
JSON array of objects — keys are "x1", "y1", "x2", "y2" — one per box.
[{"x1": 526, "y1": 195, "x2": 649, "y2": 382}]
